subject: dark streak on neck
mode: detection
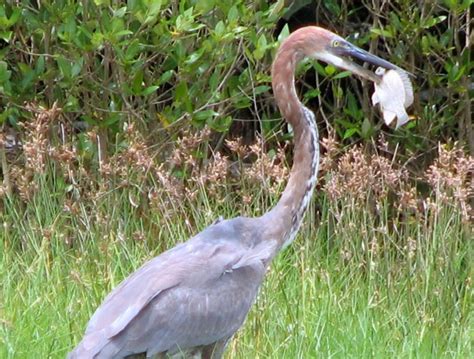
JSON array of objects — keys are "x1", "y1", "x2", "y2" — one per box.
[{"x1": 261, "y1": 40, "x2": 320, "y2": 251}]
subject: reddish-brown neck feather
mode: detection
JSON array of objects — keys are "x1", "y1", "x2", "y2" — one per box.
[{"x1": 262, "y1": 29, "x2": 321, "y2": 250}]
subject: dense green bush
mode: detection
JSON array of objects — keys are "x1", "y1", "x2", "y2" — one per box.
[{"x1": 0, "y1": 0, "x2": 472, "y2": 160}]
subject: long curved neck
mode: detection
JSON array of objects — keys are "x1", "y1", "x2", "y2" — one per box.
[{"x1": 262, "y1": 40, "x2": 320, "y2": 250}]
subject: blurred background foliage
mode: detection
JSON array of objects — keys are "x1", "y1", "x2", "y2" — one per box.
[
  {"x1": 1, "y1": 3, "x2": 473, "y2": 357},
  {"x1": 0, "y1": 0, "x2": 472, "y2": 170}
]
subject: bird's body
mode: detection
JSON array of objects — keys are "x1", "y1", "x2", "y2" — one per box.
[
  {"x1": 70, "y1": 26, "x2": 410, "y2": 358},
  {"x1": 70, "y1": 216, "x2": 274, "y2": 358}
]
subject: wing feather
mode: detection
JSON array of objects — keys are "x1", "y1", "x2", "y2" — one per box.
[{"x1": 69, "y1": 217, "x2": 272, "y2": 358}]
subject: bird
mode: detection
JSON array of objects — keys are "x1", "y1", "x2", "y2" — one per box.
[{"x1": 69, "y1": 26, "x2": 404, "y2": 359}]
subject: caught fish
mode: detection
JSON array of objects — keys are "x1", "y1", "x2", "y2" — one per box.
[{"x1": 372, "y1": 67, "x2": 414, "y2": 128}]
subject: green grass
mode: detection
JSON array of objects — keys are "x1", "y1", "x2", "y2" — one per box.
[{"x1": 0, "y1": 176, "x2": 472, "y2": 358}]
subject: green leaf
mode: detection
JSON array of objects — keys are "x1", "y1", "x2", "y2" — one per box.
[
  {"x1": 344, "y1": 92, "x2": 363, "y2": 121},
  {"x1": 268, "y1": 0, "x2": 286, "y2": 21},
  {"x1": 208, "y1": 115, "x2": 232, "y2": 132},
  {"x1": 144, "y1": 0, "x2": 162, "y2": 24},
  {"x1": 228, "y1": 5, "x2": 239, "y2": 23},
  {"x1": 370, "y1": 28, "x2": 393, "y2": 38},
  {"x1": 443, "y1": 0, "x2": 458, "y2": 10},
  {"x1": 253, "y1": 34, "x2": 267, "y2": 60},
  {"x1": 91, "y1": 32, "x2": 104, "y2": 48},
  {"x1": 20, "y1": 69, "x2": 35, "y2": 90},
  {"x1": 303, "y1": 88, "x2": 320, "y2": 101},
  {"x1": 423, "y1": 16, "x2": 447, "y2": 29},
  {"x1": 71, "y1": 57, "x2": 84, "y2": 77},
  {"x1": 325, "y1": 65, "x2": 336, "y2": 76},
  {"x1": 56, "y1": 56, "x2": 72, "y2": 79},
  {"x1": 277, "y1": 24, "x2": 290, "y2": 43},
  {"x1": 0, "y1": 7, "x2": 20, "y2": 28},
  {"x1": 132, "y1": 70, "x2": 144, "y2": 94},
  {"x1": 142, "y1": 85, "x2": 159, "y2": 96},
  {"x1": 313, "y1": 62, "x2": 327, "y2": 76},
  {"x1": 337, "y1": 117, "x2": 357, "y2": 129},
  {"x1": 113, "y1": 6, "x2": 127, "y2": 18},
  {"x1": 93, "y1": 0, "x2": 110, "y2": 6},
  {"x1": 103, "y1": 112, "x2": 120, "y2": 127},
  {"x1": 185, "y1": 50, "x2": 204, "y2": 65},
  {"x1": 343, "y1": 127, "x2": 359, "y2": 139},
  {"x1": 9, "y1": 8, "x2": 21, "y2": 27},
  {"x1": 0, "y1": 61, "x2": 11, "y2": 82},
  {"x1": 0, "y1": 31, "x2": 12, "y2": 42},
  {"x1": 125, "y1": 40, "x2": 142, "y2": 62},
  {"x1": 253, "y1": 85, "x2": 270, "y2": 95},
  {"x1": 333, "y1": 70, "x2": 352, "y2": 80},
  {"x1": 193, "y1": 109, "x2": 219, "y2": 122},
  {"x1": 115, "y1": 30, "x2": 133, "y2": 37},
  {"x1": 196, "y1": 0, "x2": 216, "y2": 13},
  {"x1": 0, "y1": 60, "x2": 11, "y2": 95},
  {"x1": 175, "y1": 81, "x2": 192, "y2": 112},
  {"x1": 158, "y1": 70, "x2": 174, "y2": 85},
  {"x1": 214, "y1": 21, "x2": 225, "y2": 38},
  {"x1": 35, "y1": 55, "x2": 45, "y2": 75},
  {"x1": 324, "y1": 0, "x2": 341, "y2": 16}
]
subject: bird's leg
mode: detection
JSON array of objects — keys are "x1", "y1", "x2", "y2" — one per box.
[{"x1": 201, "y1": 337, "x2": 230, "y2": 359}]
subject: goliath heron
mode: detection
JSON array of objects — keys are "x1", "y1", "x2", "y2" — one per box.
[{"x1": 69, "y1": 26, "x2": 410, "y2": 358}]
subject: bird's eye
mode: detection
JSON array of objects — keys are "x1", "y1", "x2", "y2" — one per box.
[{"x1": 332, "y1": 40, "x2": 340, "y2": 47}]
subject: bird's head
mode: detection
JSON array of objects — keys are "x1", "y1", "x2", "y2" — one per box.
[{"x1": 285, "y1": 27, "x2": 403, "y2": 83}]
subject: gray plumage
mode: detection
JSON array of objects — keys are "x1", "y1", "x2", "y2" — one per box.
[{"x1": 69, "y1": 217, "x2": 278, "y2": 358}]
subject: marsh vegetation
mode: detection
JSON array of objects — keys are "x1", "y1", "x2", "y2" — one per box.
[{"x1": 0, "y1": 1, "x2": 472, "y2": 357}]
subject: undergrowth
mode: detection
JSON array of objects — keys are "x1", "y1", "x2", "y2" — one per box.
[{"x1": 0, "y1": 106, "x2": 472, "y2": 358}]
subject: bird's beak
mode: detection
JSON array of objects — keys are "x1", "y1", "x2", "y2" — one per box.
[{"x1": 331, "y1": 42, "x2": 405, "y2": 84}]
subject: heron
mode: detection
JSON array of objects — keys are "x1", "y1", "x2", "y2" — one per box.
[{"x1": 69, "y1": 26, "x2": 406, "y2": 358}]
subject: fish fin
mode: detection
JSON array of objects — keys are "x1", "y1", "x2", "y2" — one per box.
[
  {"x1": 395, "y1": 111, "x2": 410, "y2": 129},
  {"x1": 396, "y1": 70, "x2": 414, "y2": 107},
  {"x1": 383, "y1": 111, "x2": 396, "y2": 126}
]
